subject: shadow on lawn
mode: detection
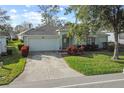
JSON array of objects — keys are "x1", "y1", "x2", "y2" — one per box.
[
  {"x1": 2, "y1": 67, "x2": 12, "y2": 71},
  {"x1": 1, "y1": 47, "x2": 21, "y2": 66},
  {"x1": 82, "y1": 51, "x2": 113, "y2": 58},
  {"x1": 119, "y1": 58, "x2": 124, "y2": 60},
  {"x1": 79, "y1": 51, "x2": 124, "y2": 61},
  {"x1": 113, "y1": 57, "x2": 124, "y2": 64}
]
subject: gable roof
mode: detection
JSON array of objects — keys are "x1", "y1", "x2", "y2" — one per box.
[
  {"x1": 24, "y1": 25, "x2": 59, "y2": 35},
  {"x1": 18, "y1": 30, "x2": 28, "y2": 36}
]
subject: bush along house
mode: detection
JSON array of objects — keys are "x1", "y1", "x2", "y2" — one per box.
[{"x1": 20, "y1": 24, "x2": 108, "y2": 52}]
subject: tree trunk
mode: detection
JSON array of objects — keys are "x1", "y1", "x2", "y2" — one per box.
[{"x1": 112, "y1": 31, "x2": 119, "y2": 60}]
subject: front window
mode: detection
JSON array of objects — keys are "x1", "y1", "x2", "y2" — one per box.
[{"x1": 87, "y1": 37, "x2": 95, "y2": 45}]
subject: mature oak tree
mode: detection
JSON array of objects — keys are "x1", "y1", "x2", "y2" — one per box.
[
  {"x1": 38, "y1": 5, "x2": 66, "y2": 28},
  {"x1": 38, "y1": 6, "x2": 59, "y2": 25}
]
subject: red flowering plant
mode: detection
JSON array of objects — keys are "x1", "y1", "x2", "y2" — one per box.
[
  {"x1": 21, "y1": 45, "x2": 29, "y2": 57},
  {"x1": 66, "y1": 45, "x2": 78, "y2": 55}
]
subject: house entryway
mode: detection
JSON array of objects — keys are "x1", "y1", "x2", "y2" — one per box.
[
  {"x1": 62, "y1": 34, "x2": 73, "y2": 49},
  {"x1": 11, "y1": 52, "x2": 82, "y2": 85}
]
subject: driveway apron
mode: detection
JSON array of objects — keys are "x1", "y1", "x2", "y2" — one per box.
[{"x1": 11, "y1": 52, "x2": 82, "y2": 84}]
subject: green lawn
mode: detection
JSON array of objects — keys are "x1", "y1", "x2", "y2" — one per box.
[
  {"x1": 0, "y1": 40, "x2": 26, "y2": 85},
  {"x1": 64, "y1": 51, "x2": 124, "y2": 75}
]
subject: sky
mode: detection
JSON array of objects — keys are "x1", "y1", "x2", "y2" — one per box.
[{"x1": 0, "y1": 5, "x2": 75, "y2": 27}]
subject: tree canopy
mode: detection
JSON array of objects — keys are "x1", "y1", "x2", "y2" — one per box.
[
  {"x1": 65, "y1": 5, "x2": 124, "y2": 60},
  {"x1": 0, "y1": 8, "x2": 10, "y2": 32},
  {"x1": 38, "y1": 5, "x2": 66, "y2": 27}
]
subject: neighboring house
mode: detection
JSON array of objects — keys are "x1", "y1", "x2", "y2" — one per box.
[
  {"x1": 0, "y1": 34, "x2": 7, "y2": 55},
  {"x1": 15, "y1": 25, "x2": 25, "y2": 33},
  {"x1": 22, "y1": 22, "x2": 33, "y2": 30},
  {"x1": 23, "y1": 24, "x2": 108, "y2": 52},
  {"x1": 0, "y1": 31, "x2": 10, "y2": 40},
  {"x1": 106, "y1": 32, "x2": 124, "y2": 44},
  {"x1": 9, "y1": 31, "x2": 18, "y2": 40},
  {"x1": 0, "y1": 31, "x2": 17, "y2": 40},
  {"x1": 15, "y1": 23, "x2": 33, "y2": 34}
]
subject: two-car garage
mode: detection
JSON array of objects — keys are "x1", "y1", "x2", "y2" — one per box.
[{"x1": 24, "y1": 35, "x2": 60, "y2": 51}]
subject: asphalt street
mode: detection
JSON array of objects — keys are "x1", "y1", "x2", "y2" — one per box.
[{"x1": 1, "y1": 73, "x2": 124, "y2": 88}]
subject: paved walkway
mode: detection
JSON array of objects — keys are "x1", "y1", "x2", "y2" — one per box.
[{"x1": 10, "y1": 52, "x2": 82, "y2": 85}]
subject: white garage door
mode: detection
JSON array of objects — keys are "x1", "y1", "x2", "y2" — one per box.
[{"x1": 28, "y1": 37, "x2": 60, "y2": 51}]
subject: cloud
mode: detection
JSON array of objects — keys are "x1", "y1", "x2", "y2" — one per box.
[
  {"x1": 22, "y1": 12, "x2": 41, "y2": 24},
  {"x1": 10, "y1": 11, "x2": 41, "y2": 27},
  {"x1": 10, "y1": 15, "x2": 17, "y2": 20},
  {"x1": 10, "y1": 9, "x2": 17, "y2": 13}
]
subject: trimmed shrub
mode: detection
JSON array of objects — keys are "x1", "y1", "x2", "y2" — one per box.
[
  {"x1": 83, "y1": 44, "x2": 98, "y2": 51},
  {"x1": 7, "y1": 49, "x2": 12, "y2": 55},
  {"x1": 66, "y1": 45, "x2": 78, "y2": 55},
  {"x1": 92, "y1": 44, "x2": 98, "y2": 51},
  {"x1": 83, "y1": 45, "x2": 91, "y2": 51},
  {"x1": 78, "y1": 45, "x2": 84, "y2": 54},
  {"x1": 20, "y1": 40, "x2": 24, "y2": 43},
  {"x1": 21, "y1": 45, "x2": 29, "y2": 57},
  {"x1": 103, "y1": 42, "x2": 108, "y2": 49},
  {"x1": 108, "y1": 42, "x2": 114, "y2": 52},
  {"x1": 18, "y1": 44, "x2": 24, "y2": 50}
]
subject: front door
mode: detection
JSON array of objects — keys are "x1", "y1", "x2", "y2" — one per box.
[{"x1": 62, "y1": 34, "x2": 69, "y2": 49}]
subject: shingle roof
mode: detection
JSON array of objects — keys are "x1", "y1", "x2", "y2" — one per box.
[{"x1": 24, "y1": 25, "x2": 59, "y2": 35}]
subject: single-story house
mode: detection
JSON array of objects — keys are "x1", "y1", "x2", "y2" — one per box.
[
  {"x1": 0, "y1": 34, "x2": 7, "y2": 55},
  {"x1": 106, "y1": 32, "x2": 124, "y2": 44},
  {"x1": 0, "y1": 31, "x2": 10, "y2": 40},
  {"x1": 23, "y1": 25, "x2": 108, "y2": 52}
]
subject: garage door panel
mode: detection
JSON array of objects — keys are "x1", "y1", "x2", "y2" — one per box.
[{"x1": 28, "y1": 38, "x2": 59, "y2": 51}]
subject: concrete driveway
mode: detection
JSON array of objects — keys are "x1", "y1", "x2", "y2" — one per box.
[{"x1": 11, "y1": 52, "x2": 82, "y2": 85}]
